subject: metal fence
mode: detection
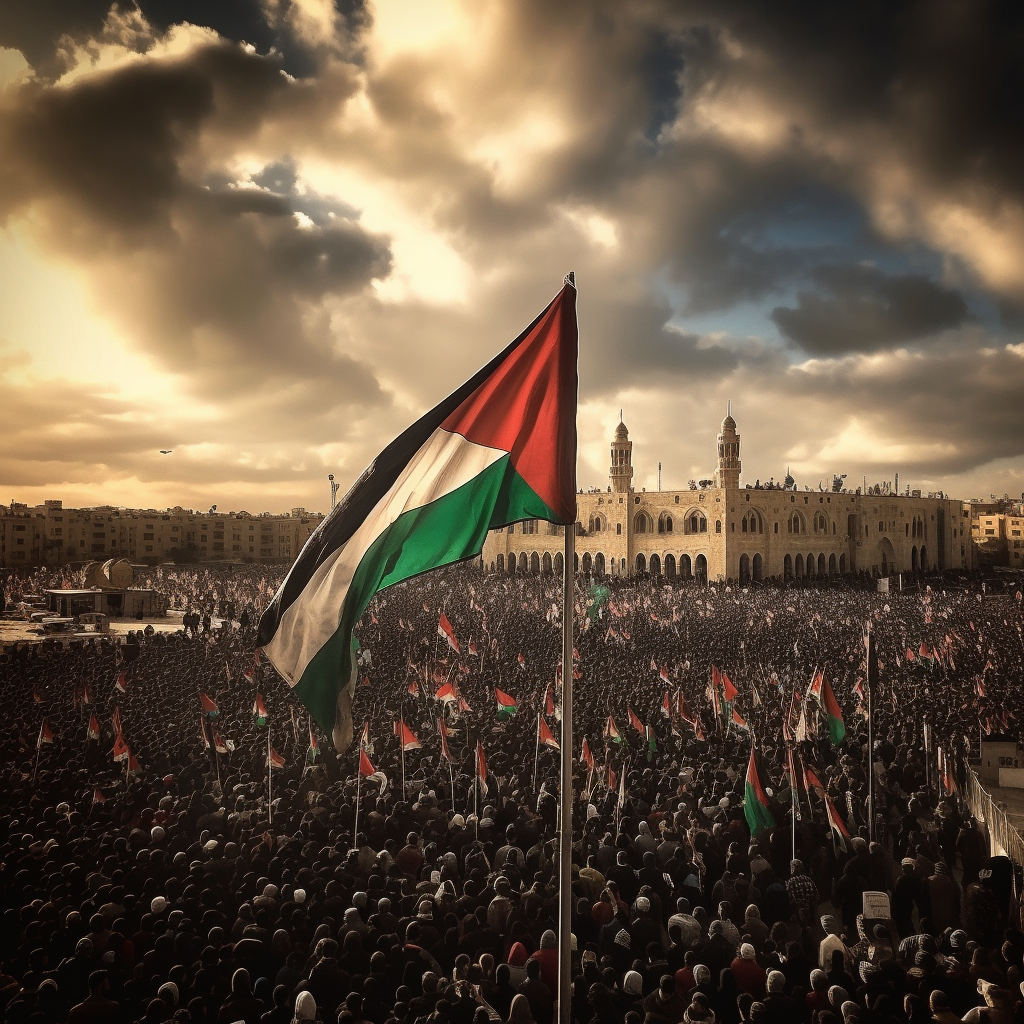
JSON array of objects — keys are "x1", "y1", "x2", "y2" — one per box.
[{"x1": 960, "y1": 762, "x2": 1024, "y2": 866}]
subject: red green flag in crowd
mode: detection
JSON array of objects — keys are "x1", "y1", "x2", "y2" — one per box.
[
  {"x1": 824, "y1": 792, "x2": 851, "y2": 846},
  {"x1": 257, "y1": 280, "x2": 578, "y2": 753},
  {"x1": 267, "y1": 746, "x2": 285, "y2": 769},
  {"x1": 539, "y1": 716, "x2": 559, "y2": 750},
  {"x1": 88, "y1": 715, "x2": 100, "y2": 741},
  {"x1": 731, "y1": 707, "x2": 749, "y2": 731},
  {"x1": 308, "y1": 718, "x2": 319, "y2": 759},
  {"x1": 114, "y1": 671, "x2": 127, "y2": 694},
  {"x1": 200, "y1": 693, "x2": 219, "y2": 717},
  {"x1": 37, "y1": 720, "x2": 53, "y2": 749},
  {"x1": 112, "y1": 732, "x2": 130, "y2": 763},
  {"x1": 253, "y1": 694, "x2": 268, "y2": 726},
  {"x1": 495, "y1": 688, "x2": 518, "y2": 721},
  {"x1": 438, "y1": 613, "x2": 460, "y2": 654},
  {"x1": 396, "y1": 720, "x2": 421, "y2": 751},
  {"x1": 435, "y1": 682, "x2": 456, "y2": 703},
  {"x1": 744, "y1": 745, "x2": 775, "y2": 838},
  {"x1": 476, "y1": 740, "x2": 487, "y2": 793},
  {"x1": 662, "y1": 692, "x2": 672, "y2": 718},
  {"x1": 627, "y1": 706, "x2": 645, "y2": 736},
  {"x1": 819, "y1": 676, "x2": 846, "y2": 746},
  {"x1": 581, "y1": 737, "x2": 595, "y2": 770},
  {"x1": 604, "y1": 715, "x2": 622, "y2": 744},
  {"x1": 437, "y1": 718, "x2": 452, "y2": 762}
]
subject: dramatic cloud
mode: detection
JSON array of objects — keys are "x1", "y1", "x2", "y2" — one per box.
[
  {"x1": 771, "y1": 264, "x2": 969, "y2": 354},
  {"x1": 0, "y1": 0, "x2": 1021, "y2": 511}
]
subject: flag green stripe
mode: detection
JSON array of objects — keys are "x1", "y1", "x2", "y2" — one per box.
[
  {"x1": 744, "y1": 780, "x2": 775, "y2": 837},
  {"x1": 295, "y1": 455, "x2": 555, "y2": 733}
]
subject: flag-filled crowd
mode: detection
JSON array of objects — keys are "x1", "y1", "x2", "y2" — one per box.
[{"x1": 2, "y1": 563, "x2": 1024, "y2": 1024}]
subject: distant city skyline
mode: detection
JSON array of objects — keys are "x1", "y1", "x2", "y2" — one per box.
[{"x1": 1, "y1": 2, "x2": 1022, "y2": 513}]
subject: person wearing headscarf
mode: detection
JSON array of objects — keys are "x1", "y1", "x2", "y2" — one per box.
[{"x1": 217, "y1": 968, "x2": 266, "y2": 1024}]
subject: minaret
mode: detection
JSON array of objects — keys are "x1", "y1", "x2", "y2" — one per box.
[
  {"x1": 714, "y1": 403, "x2": 741, "y2": 489},
  {"x1": 610, "y1": 414, "x2": 633, "y2": 492}
]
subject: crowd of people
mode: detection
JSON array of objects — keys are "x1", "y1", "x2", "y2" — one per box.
[{"x1": 1, "y1": 559, "x2": 1024, "y2": 1024}]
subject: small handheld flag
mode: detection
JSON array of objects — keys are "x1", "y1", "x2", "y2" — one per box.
[
  {"x1": 495, "y1": 688, "x2": 518, "y2": 721},
  {"x1": 604, "y1": 715, "x2": 622, "y2": 744},
  {"x1": 253, "y1": 694, "x2": 268, "y2": 726},
  {"x1": 37, "y1": 720, "x2": 54, "y2": 749},
  {"x1": 88, "y1": 715, "x2": 100, "y2": 741},
  {"x1": 267, "y1": 746, "x2": 285, "y2": 769},
  {"x1": 199, "y1": 693, "x2": 219, "y2": 717},
  {"x1": 396, "y1": 720, "x2": 421, "y2": 751},
  {"x1": 539, "y1": 716, "x2": 559, "y2": 750},
  {"x1": 309, "y1": 718, "x2": 319, "y2": 759},
  {"x1": 438, "y1": 613, "x2": 460, "y2": 654}
]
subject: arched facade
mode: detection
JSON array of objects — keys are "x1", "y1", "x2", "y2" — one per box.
[{"x1": 481, "y1": 412, "x2": 969, "y2": 581}]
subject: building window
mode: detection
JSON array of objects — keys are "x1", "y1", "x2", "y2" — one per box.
[
  {"x1": 715, "y1": 520, "x2": 722, "y2": 534},
  {"x1": 616, "y1": 523, "x2": 622, "y2": 535},
  {"x1": 145, "y1": 545, "x2": 153, "y2": 552},
  {"x1": 143, "y1": 533, "x2": 154, "y2": 540}
]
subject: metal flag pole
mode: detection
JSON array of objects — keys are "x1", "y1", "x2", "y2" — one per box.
[
  {"x1": 866, "y1": 624, "x2": 877, "y2": 842},
  {"x1": 557, "y1": 518, "x2": 575, "y2": 1024},
  {"x1": 267, "y1": 725, "x2": 273, "y2": 826},
  {"x1": 533, "y1": 711, "x2": 542, "y2": 795}
]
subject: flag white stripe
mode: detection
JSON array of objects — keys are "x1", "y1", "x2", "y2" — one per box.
[{"x1": 266, "y1": 427, "x2": 506, "y2": 684}]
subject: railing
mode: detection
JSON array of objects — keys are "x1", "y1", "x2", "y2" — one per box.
[{"x1": 960, "y1": 763, "x2": 1024, "y2": 866}]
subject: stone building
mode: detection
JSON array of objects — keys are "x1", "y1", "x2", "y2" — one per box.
[
  {"x1": 482, "y1": 412, "x2": 972, "y2": 583},
  {"x1": 0, "y1": 500, "x2": 323, "y2": 568}
]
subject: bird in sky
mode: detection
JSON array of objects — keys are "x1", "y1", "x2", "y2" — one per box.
[{"x1": 159, "y1": 450, "x2": 173, "y2": 454}]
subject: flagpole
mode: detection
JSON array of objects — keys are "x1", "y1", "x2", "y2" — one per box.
[
  {"x1": 354, "y1": 755, "x2": 362, "y2": 847},
  {"x1": 557, "y1": 512, "x2": 575, "y2": 1024},
  {"x1": 865, "y1": 624, "x2": 877, "y2": 843},
  {"x1": 400, "y1": 718, "x2": 407, "y2": 799},
  {"x1": 533, "y1": 711, "x2": 541, "y2": 795},
  {"x1": 267, "y1": 725, "x2": 273, "y2": 826},
  {"x1": 790, "y1": 747, "x2": 797, "y2": 863}
]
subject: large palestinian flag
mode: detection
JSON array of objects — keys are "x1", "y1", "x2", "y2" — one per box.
[{"x1": 257, "y1": 281, "x2": 578, "y2": 751}]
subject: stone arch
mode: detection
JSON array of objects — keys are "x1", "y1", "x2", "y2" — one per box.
[
  {"x1": 752, "y1": 552, "x2": 763, "y2": 582},
  {"x1": 658, "y1": 512, "x2": 674, "y2": 534},
  {"x1": 795, "y1": 553, "x2": 804, "y2": 577},
  {"x1": 787, "y1": 511, "x2": 806, "y2": 535},
  {"x1": 817, "y1": 553, "x2": 826, "y2": 576},
  {"x1": 806, "y1": 552, "x2": 815, "y2": 578},
  {"x1": 542, "y1": 552, "x2": 552, "y2": 575},
  {"x1": 828, "y1": 553, "x2": 837, "y2": 575},
  {"x1": 574, "y1": 553, "x2": 580, "y2": 572},
  {"x1": 497, "y1": 554, "x2": 504, "y2": 573},
  {"x1": 530, "y1": 551, "x2": 540, "y2": 573},
  {"x1": 684, "y1": 510, "x2": 708, "y2": 534},
  {"x1": 519, "y1": 552, "x2": 529, "y2": 572},
  {"x1": 739, "y1": 553, "x2": 750, "y2": 584},
  {"x1": 636, "y1": 553, "x2": 647, "y2": 574},
  {"x1": 664, "y1": 553, "x2": 676, "y2": 578},
  {"x1": 594, "y1": 552, "x2": 605, "y2": 576},
  {"x1": 879, "y1": 537, "x2": 895, "y2": 576},
  {"x1": 813, "y1": 511, "x2": 829, "y2": 535},
  {"x1": 920, "y1": 546, "x2": 928, "y2": 571},
  {"x1": 650, "y1": 553, "x2": 661, "y2": 575},
  {"x1": 784, "y1": 553, "x2": 793, "y2": 580},
  {"x1": 911, "y1": 545, "x2": 919, "y2": 572},
  {"x1": 743, "y1": 510, "x2": 763, "y2": 534},
  {"x1": 553, "y1": 551, "x2": 564, "y2": 576},
  {"x1": 508, "y1": 552, "x2": 516, "y2": 575},
  {"x1": 634, "y1": 510, "x2": 653, "y2": 534},
  {"x1": 680, "y1": 554, "x2": 692, "y2": 578},
  {"x1": 839, "y1": 553, "x2": 847, "y2": 574},
  {"x1": 588, "y1": 513, "x2": 606, "y2": 534},
  {"x1": 695, "y1": 553, "x2": 707, "y2": 581},
  {"x1": 582, "y1": 552, "x2": 592, "y2": 574}
]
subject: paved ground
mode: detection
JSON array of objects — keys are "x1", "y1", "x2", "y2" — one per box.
[{"x1": 0, "y1": 609, "x2": 229, "y2": 644}]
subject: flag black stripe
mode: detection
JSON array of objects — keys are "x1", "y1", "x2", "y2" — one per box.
[{"x1": 256, "y1": 296, "x2": 557, "y2": 648}]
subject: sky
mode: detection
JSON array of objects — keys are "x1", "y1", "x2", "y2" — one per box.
[{"x1": 0, "y1": 0, "x2": 1022, "y2": 514}]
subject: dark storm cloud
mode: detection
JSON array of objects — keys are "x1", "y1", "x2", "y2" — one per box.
[
  {"x1": 0, "y1": 39, "x2": 391, "y2": 412},
  {"x1": 0, "y1": 1, "x2": 369, "y2": 79},
  {"x1": 771, "y1": 264, "x2": 969, "y2": 354}
]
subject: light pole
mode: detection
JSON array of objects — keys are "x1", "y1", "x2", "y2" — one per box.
[{"x1": 329, "y1": 474, "x2": 340, "y2": 512}]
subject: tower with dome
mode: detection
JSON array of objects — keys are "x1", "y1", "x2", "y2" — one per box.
[{"x1": 481, "y1": 410, "x2": 970, "y2": 583}]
